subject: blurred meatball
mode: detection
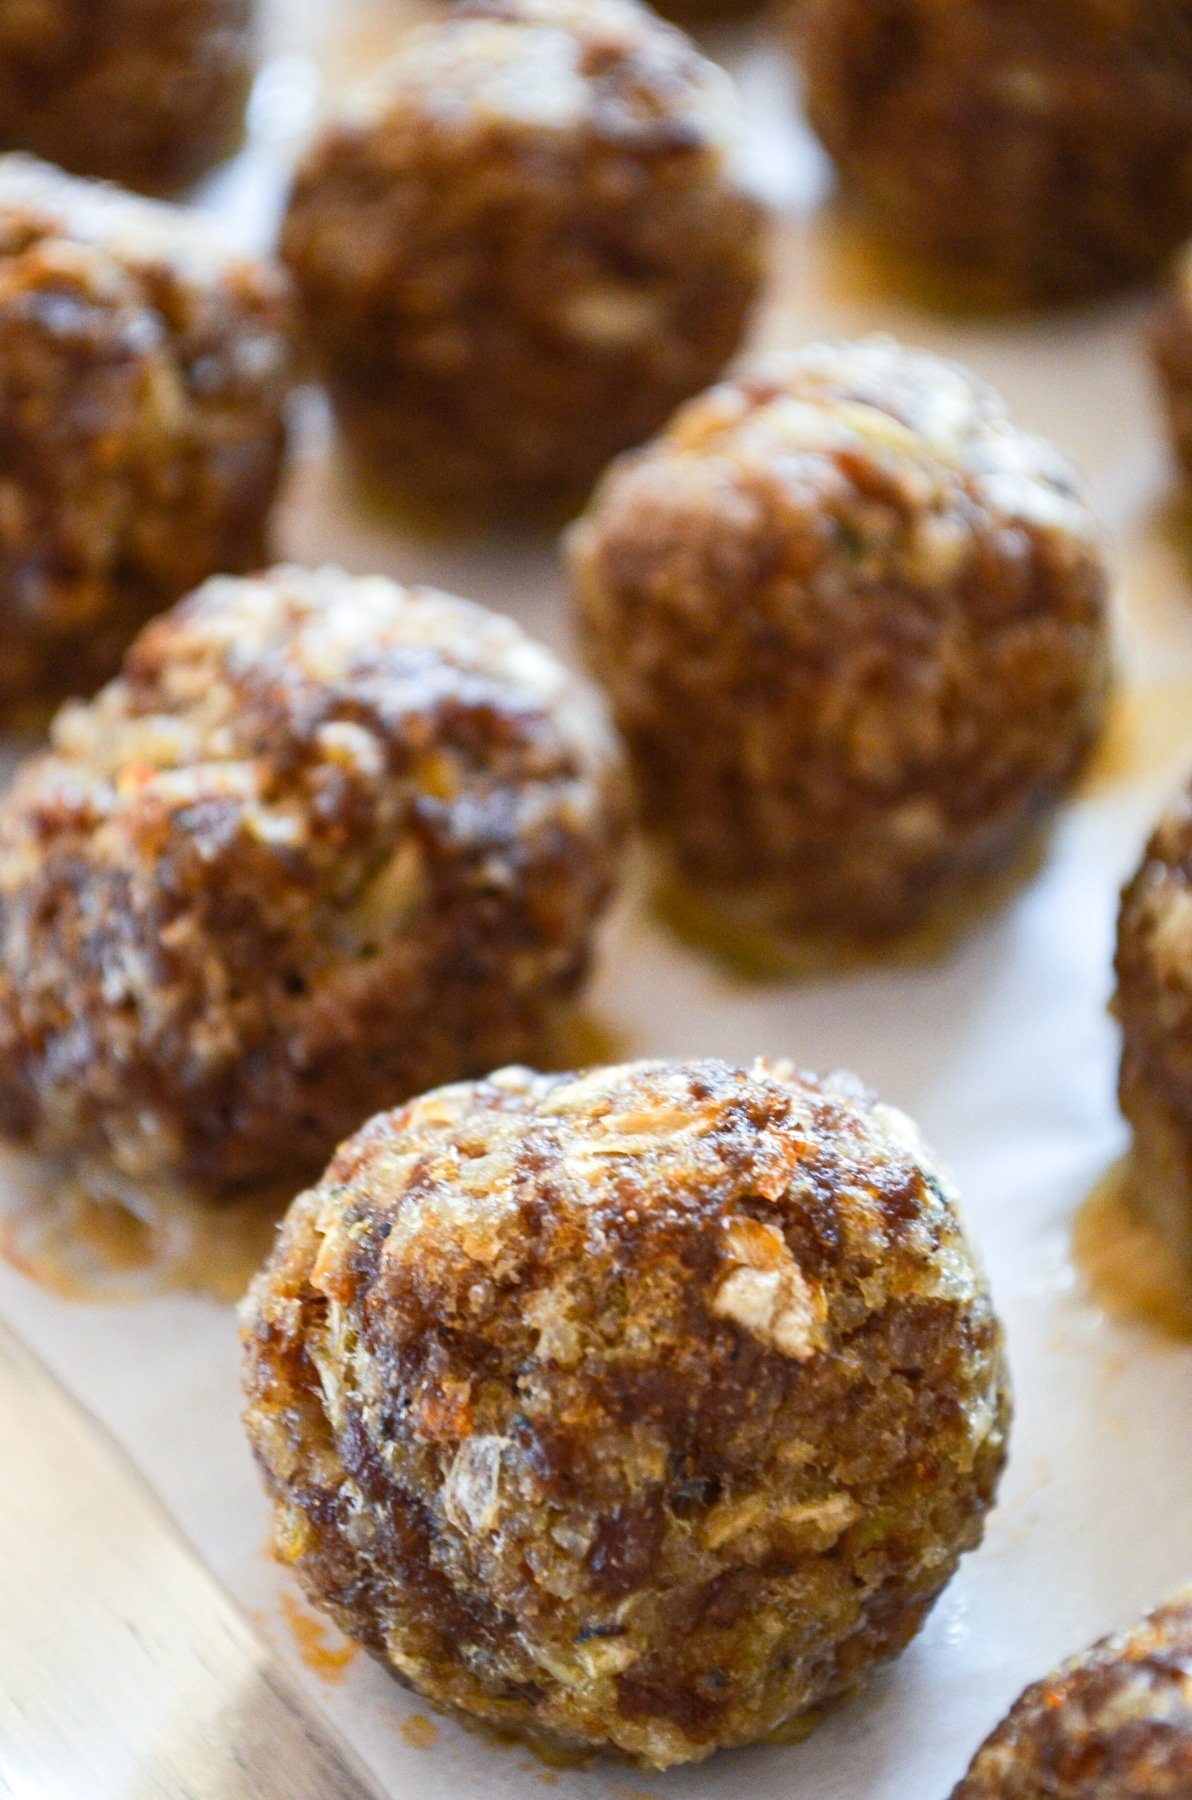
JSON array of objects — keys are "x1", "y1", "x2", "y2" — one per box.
[
  {"x1": 1153, "y1": 250, "x2": 1192, "y2": 485},
  {"x1": 1114, "y1": 786, "x2": 1192, "y2": 1266},
  {"x1": 0, "y1": 154, "x2": 293, "y2": 722},
  {"x1": 797, "y1": 0, "x2": 1192, "y2": 303},
  {"x1": 242, "y1": 1056, "x2": 1010, "y2": 1768},
  {"x1": 281, "y1": 0, "x2": 763, "y2": 518},
  {"x1": 654, "y1": 0, "x2": 763, "y2": 21},
  {"x1": 0, "y1": 567, "x2": 626, "y2": 1191},
  {"x1": 952, "y1": 1591, "x2": 1192, "y2": 1797},
  {"x1": 0, "y1": 0, "x2": 253, "y2": 194},
  {"x1": 570, "y1": 338, "x2": 1111, "y2": 943}
]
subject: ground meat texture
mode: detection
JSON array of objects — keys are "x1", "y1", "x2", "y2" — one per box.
[
  {"x1": 0, "y1": 154, "x2": 293, "y2": 723},
  {"x1": 0, "y1": 0, "x2": 253, "y2": 194},
  {"x1": 280, "y1": 0, "x2": 763, "y2": 519},
  {"x1": 952, "y1": 1592, "x2": 1192, "y2": 1797},
  {"x1": 797, "y1": 0, "x2": 1192, "y2": 304},
  {"x1": 0, "y1": 566, "x2": 626, "y2": 1192},
  {"x1": 1114, "y1": 787, "x2": 1192, "y2": 1266},
  {"x1": 241, "y1": 1056, "x2": 1010, "y2": 1768},
  {"x1": 1153, "y1": 252, "x2": 1192, "y2": 486},
  {"x1": 569, "y1": 337, "x2": 1111, "y2": 943}
]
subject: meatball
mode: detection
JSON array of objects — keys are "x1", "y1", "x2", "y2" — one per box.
[
  {"x1": 951, "y1": 1591, "x2": 1192, "y2": 1797},
  {"x1": 0, "y1": 153, "x2": 293, "y2": 723},
  {"x1": 241, "y1": 1056, "x2": 1010, "y2": 1768},
  {"x1": 569, "y1": 337, "x2": 1111, "y2": 943},
  {"x1": 797, "y1": 0, "x2": 1192, "y2": 304},
  {"x1": 0, "y1": 566, "x2": 626, "y2": 1192},
  {"x1": 280, "y1": 0, "x2": 763, "y2": 518},
  {"x1": 1113, "y1": 786, "x2": 1192, "y2": 1267},
  {"x1": 0, "y1": 0, "x2": 253, "y2": 194},
  {"x1": 1153, "y1": 251, "x2": 1192, "y2": 486}
]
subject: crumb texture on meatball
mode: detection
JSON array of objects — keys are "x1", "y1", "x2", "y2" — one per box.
[
  {"x1": 242, "y1": 1056, "x2": 1010, "y2": 1768},
  {"x1": 0, "y1": 153, "x2": 293, "y2": 719},
  {"x1": 571, "y1": 336, "x2": 1111, "y2": 940},
  {"x1": 952, "y1": 1591, "x2": 1192, "y2": 1797},
  {"x1": 0, "y1": 0, "x2": 253, "y2": 193},
  {"x1": 1115, "y1": 786, "x2": 1192, "y2": 1264},
  {"x1": 797, "y1": 0, "x2": 1192, "y2": 301},
  {"x1": 0, "y1": 566, "x2": 626, "y2": 1190},
  {"x1": 281, "y1": 0, "x2": 763, "y2": 513}
]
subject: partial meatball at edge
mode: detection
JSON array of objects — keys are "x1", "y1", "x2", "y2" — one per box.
[
  {"x1": 242, "y1": 1056, "x2": 1011, "y2": 1768},
  {"x1": 952, "y1": 1590, "x2": 1192, "y2": 1798}
]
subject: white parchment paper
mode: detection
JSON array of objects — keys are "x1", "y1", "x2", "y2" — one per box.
[{"x1": 4, "y1": 5, "x2": 1192, "y2": 1796}]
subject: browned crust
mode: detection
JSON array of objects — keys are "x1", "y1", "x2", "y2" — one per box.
[
  {"x1": 952, "y1": 1592, "x2": 1192, "y2": 1797},
  {"x1": 0, "y1": 153, "x2": 294, "y2": 718},
  {"x1": 281, "y1": 0, "x2": 763, "y2": 516},
  {"x1": 0, "y1": 0, "x2": 253, "y2": 194},
  {"x1": 0, "y1": 566, "x2": 627, "y2": 1190},
  {"x1": 1114, "y1": 786, "x2": 1192, "y2": 1258},
  {"x1": 570, "y1": 337, "x2": 1111, "y2": 940},
  {"x1": 242, "y1": 1056, "x2": 1010, "y2": 1768},
  {"x1": 797, "y1": 0, "x2": 1192, "y2": 302}
]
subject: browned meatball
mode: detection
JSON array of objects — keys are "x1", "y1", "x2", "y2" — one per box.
[
  {"x1": 0, "y1": 154, "x2": 293, "y2": 723},
  {"x1": 241, "y1": 1056, "x2": 1010, "y2": 1768},
  {"x1": 281, "y1": 0, "x2": 764, "y2": 519},
  {"x1": 1114, "y1": 787, "x2": 1192, "y2": 1266},
  {"x1": 797, "y1": 0, "x2": 1192, "y2": 304},
  {"x1": 1153, "y1": 250, "x2": 1192, "y2": 485},
  {"x1": 952, "y1": 1591, "x2": 1192, "y2": 1798},
  {"x1": 0, "y1": 566, "x2": 627, "y2": 1192},
  {"x1": 0, "y1": 0, "x2": 253, "y2": 194},
  {"x1": 570, "y1": 337, "x2": 1112, "y2": 944}
]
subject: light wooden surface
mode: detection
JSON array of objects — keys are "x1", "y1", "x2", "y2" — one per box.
[{"x1": 0, "y1": 1319, "x2": 381, "y2": 1800}]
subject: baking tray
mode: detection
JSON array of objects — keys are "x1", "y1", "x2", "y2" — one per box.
[{"x1": 3, "y1": 3, "x2": 1192, "y2": 1797}]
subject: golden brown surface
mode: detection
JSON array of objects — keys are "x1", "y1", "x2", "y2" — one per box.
[
  {"x1": 242, "y1": 1056, "x2": 1010, "y2": 1768},
  {"x1": 281, "y1": 0, "x2": 763, "y2": 518},
  {"x1": 0, "y1": 566, "x2": 627, "y2": 1191},
  {"x1": 0, "y1": 0, "x2": 253, "y2": 193},
  {"x1": 797, "y1": 0, "x2": 1192, "y2": 303},
  {"x1": 1114, "y1": 785, "x2": 1192, "y2": 1266},
  {"x1": 952, "y1": 1591, "x2": 1192, "y2": 1797},
  {"x1": 570, "y1": 337, "x2": 1111, "y2": 942},
  {"x1": 0, "y1": 153, "x2": 293, "y2": 720}
]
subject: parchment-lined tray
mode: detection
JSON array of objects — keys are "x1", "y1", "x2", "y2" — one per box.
[{"x1": 5, "y1": 4, "x2": 1192, "y2": 1796}]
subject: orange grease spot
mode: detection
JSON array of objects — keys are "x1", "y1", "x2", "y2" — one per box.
[
  {"x1": 278, "y1": 1590, "x2": 359, "y2": 1684},
  {"x1": 400, "y1": 1714, "x2": 439, "y2": 1751}
]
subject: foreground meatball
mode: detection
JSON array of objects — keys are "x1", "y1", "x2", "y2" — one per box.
[
  {"x1": 0, "y1": 567, "x2": 625, "y2": 1191},
  {"x1": 797, "y1": 0, "x2": 1192, "y2": 303},
  {"x1": 952, "y1": 1591, "x2": 1192, "y2": 1797},
  {"x1": 0, "y1": 154, "x2": 293, "y2": 722},
  {"x1": 281, "y1": 0, "x2": 763, "y2": 517},
  {"x1": 570, "y1": 337, "x2": 1111, "y2": 943},
  {"x1": 242, "y1": 1056, "x2": 1010, "y2": 1767},
  {"x1": 0, "y1": 0, "x2": 253, "y2": 193},
  {"x1": 1114, "y1": 786, "x2": 1192, "y2": 1267}
]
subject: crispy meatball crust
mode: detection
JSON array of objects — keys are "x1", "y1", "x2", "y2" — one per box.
[
  {"x1": 241, "y1": 1056, "x2": 1010, "y2": 1768},
  {"x1": 0, "y1": 0, "x2": 253, "y2": 194},
  {"x1": 0, "y1": 154, "x2": 293, "y2": 721},
  {"x1": 570, "y1": 337, "x2": 1111, "y2": 942},
  {"x1": 1114, "y1": 787, "x2": 1192, "y2": 1265},
  {"x1": 797, "y1": 0, "x2": 1192, "y2": 303},
  {"x1": 952, "y1": 1592, "x2": 1192, "y2": 1798},
  {"x1": 280, "y1": 0, "x2": 763, "y2": 518},
  {"x1": 0, "y1": 566, "x2": 626, "y2": 1191}
]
